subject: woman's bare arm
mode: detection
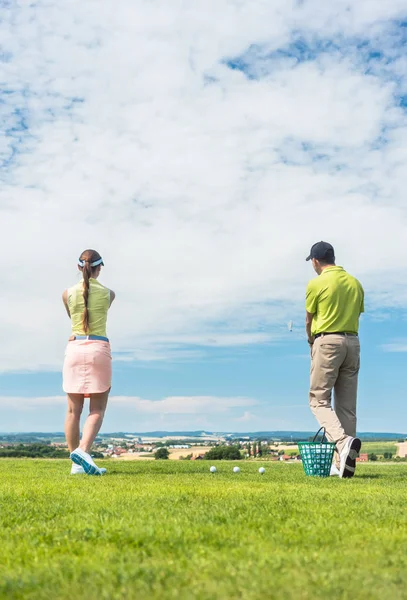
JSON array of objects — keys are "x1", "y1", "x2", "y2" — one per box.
[
  {"x1": 62, "y1": 290, "x2": 71, "y2": 318},
  {"x1": 109, "y1": 290, "x2": 116, "y2": 307}
]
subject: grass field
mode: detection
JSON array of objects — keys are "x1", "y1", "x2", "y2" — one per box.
[
  {"x1": 361, "y1": 442, "x2": 398, "y2": 455},
  {"x1": 1, "y1": 460, "x2": 407, "y2": 600}
]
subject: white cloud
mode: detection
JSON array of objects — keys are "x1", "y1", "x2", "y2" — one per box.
[
  {"x1": 0, "y1": 394, "x2": 262, "y2": 432},
  {"x1": 113, "y1": 395, "x2": 258, "y2": 414},
  {"x1": 0, "y1": 394, "x2": 257, "y2": 414},
  {"x1": 114, "y1": 332, "x2": 275, "y2": 362},
  {"x1": 235, "y1": 411, "x2": 256, "y2": 422},
  {"x1": 0, "y1": 396, "x2": 66, "y2": 410},
  {"x1": 0, "y1": 394, "x2": 403, "y2": 434},
  {"x1": 381, "y1": 342, "x2": 407, "y2": 353},
  {"x1": 1, "y1": 1, "x2": 407, "y2": 372}
]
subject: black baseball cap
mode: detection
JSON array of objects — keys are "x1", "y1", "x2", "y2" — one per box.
[{"x1": 306, "y1": 241, "x2": 335, "y2": 262}]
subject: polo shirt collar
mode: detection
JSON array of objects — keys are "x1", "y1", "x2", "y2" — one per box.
[{"x1": 321, "y1": 266, "x2": 344, "y2": 275}]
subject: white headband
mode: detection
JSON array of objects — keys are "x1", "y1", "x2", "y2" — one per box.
[{"x1": 78, "y1": 257, "x2": 104, "y2": 268}]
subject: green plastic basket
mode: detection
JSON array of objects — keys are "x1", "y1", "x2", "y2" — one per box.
[{"x1": 298, "y1": 427, "x2": 335, "y2": 477}]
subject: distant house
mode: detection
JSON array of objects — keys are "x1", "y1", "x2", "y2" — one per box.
[
  {"x1": 356, "y1": 453, "x2": 368, "y2": 462},
  {"x1": 191, "y1": 454, "x2": 205, "y2": 461},
  {"x1": 133, "y1": 443, "x2": 152, "y2": 452}
]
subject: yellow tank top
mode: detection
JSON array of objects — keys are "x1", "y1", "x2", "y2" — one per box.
[{"x1": 68, "y1": 279, "x2": 110, "y2": 337}]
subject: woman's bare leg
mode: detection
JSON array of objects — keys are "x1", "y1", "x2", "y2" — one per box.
[
  {"x1": 65, "y1": 394, "x2": 84, "y2": 453},
  {"x1": 79, "y1": 390, "x2": 109, "y2": 453}
]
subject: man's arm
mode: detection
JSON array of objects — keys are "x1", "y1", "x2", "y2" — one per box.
[
  {"x1": 305, "y1": 311, "x2": 315, "y2": 345},
  {"x1": 62, "y1": 290, "x2": 70, "y2": 318},
  {"x1": 305, "y1": 280, "x2": 318, "y2": 345}
]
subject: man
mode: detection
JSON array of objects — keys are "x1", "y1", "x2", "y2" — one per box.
[{"x1": 305, "y1": 241, "x2": 364, "y2": 478}]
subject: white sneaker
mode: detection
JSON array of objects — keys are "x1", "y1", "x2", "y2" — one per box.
[
  {"x1": 70, "y1": 448, "x2": 103, "y2": 476},
  {"x1": 330, "y1": 463, "x2": 340, "y2": 477},
  {"x1": 71, "y1": 463, "x2": 106, "y2": 475},
  {"x1": 339, "y1": 437, "x2": 361, "y2": 479}
]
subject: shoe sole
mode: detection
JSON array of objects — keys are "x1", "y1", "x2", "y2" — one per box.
[
  {"x1": 71, "y1": 469, "x2": 106, "y2": 475},
  {"x1": 70, "y1": 452, "x2": 102, "y2": 476},
  {"x1": 341, "y1": 438, "x2": 361, "y2": 479}
]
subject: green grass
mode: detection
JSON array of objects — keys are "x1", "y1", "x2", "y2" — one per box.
[
  {"x1": 0, "y1": 460, "x2": 407, "y2": 600},
  {"x1": 361, "y1": 442, "x2": 397, "y2": 455}
]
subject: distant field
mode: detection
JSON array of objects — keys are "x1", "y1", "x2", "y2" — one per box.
[
  {"x1": 1, "y1": 460, "x2": 407, "y2": 600},
  {"x1": 167, "y1": 446, "x2": 211, "y2": 459},
  {"x1": 116, "y1": 446, "x2": 212, "y2": 460},
  {"x1": 361, "y1": 441, "x2": 397, "y2": 455}
]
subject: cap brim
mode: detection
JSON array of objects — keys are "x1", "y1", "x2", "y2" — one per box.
[{"x1": 305, "y1": 255, "x2": 312, "y2": 261}]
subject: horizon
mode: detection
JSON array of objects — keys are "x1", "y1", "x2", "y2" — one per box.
[{"x1": 1, "y1": 429, "x2": 405, "y2": 438}]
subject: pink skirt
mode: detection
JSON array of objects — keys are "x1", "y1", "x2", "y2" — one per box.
[{"x1": 63, "y1": 340, "x2": 112, "y2": 395}]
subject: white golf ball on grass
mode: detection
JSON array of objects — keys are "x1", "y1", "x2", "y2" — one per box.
[
  {"x1": 233, "y1": 466, "x2": 240, "y2": 473},
  {"x1": 259, "y1": 467, "x2": 265, "y2": 474},
  {"x1": 210, "y1": 466, "x2": 217, "y2": 473}
]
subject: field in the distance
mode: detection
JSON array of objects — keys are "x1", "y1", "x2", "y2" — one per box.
[
  {"x1": 117, "y1": 446, "x2": 212, "y2": 460},
  {"x1": 361, "y1": 441, "x2": 398, "y2": 455},
  {"x1": 1, "y1": 460, "x2": 407, "y2": 600}
]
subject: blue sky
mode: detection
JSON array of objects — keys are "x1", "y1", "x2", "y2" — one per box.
[
  {"x1": 1, "y1": 1, "x2": 407, "y2": 433},
  {"x1": 1, "y1": 313, "x2": 407, "y2": 433}
]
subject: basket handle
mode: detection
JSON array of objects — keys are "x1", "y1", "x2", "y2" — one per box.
[{"x1": 312, "y1": 427, "x2": 328, "y2": 443}]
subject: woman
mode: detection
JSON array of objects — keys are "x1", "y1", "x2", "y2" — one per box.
[{"x1": 62, "y1": 249, "x2": 115, "y2": 475}]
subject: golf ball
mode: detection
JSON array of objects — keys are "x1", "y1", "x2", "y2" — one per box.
[
  {"x1": 259, "y1": 467, "x2": 265, "y2": 474},
  {"x1": 210, "y1": 466, "x2": 217, "y2": 473},
  {"x1": 233, "y1": 466, "x2": 240, "y2": 473}
]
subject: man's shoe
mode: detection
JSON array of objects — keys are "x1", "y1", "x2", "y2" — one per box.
[
  {"x1": 339, "y1": 437, "x2": 361, "y2": 479},
  {"x1": 70, "y1": 448, "x2": 103, "y2": 476},
  {"x1": 71, "y1": 463, "x2": 106, "y2": 475},
  {"x1": 330, "y1": 463, "x2": 340, "y2": 477}
]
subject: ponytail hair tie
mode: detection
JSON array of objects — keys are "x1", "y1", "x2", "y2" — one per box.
[{"x1": 78, "y1": 257, "x2": 104, "y2": 268}]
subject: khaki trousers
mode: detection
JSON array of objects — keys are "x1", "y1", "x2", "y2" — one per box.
[{"x1": 309, "y1": 334, "x2": 360, "y2": 455}]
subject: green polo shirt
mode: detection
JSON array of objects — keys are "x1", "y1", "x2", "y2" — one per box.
[{"x1": 306, "y1": 266, "x2": 364, "y2": 335}]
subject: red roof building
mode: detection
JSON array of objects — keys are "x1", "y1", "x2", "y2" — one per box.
[{"x1": 356, "y1": 453, "x2": 368, "y2": 462}]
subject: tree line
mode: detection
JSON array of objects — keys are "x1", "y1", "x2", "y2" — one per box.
[{"x1": 0, "y1": 444, "x2": 105, "y2": 459}]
